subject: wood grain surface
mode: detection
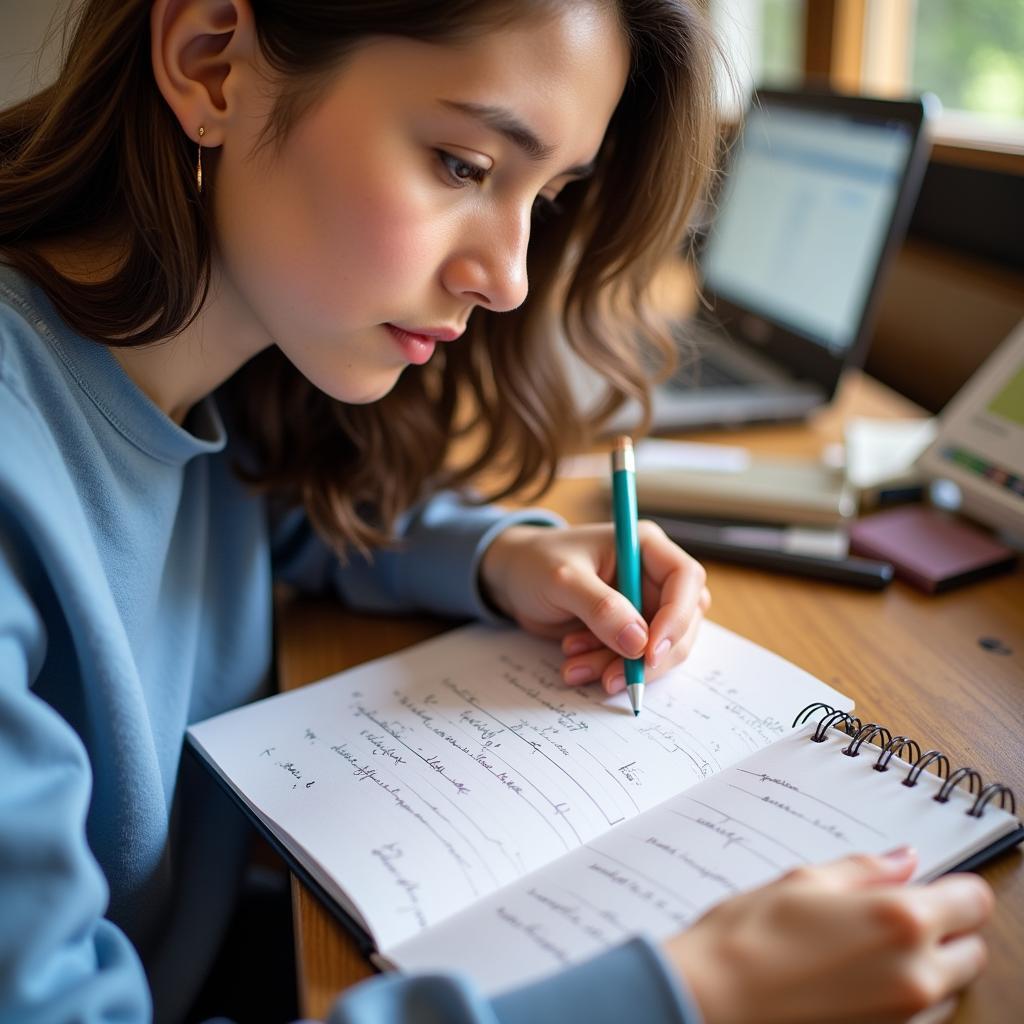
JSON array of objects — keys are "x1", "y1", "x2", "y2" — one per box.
[{"x1": 277, "y1": 372, "x2": 1024, "y2": 1022}]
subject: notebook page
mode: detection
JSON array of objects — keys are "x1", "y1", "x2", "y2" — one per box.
[
  {"x1": 389, "y1": 724, "x2": 1018, "y2": 993},
  {"x1": 188, "y1": 621, "x2": 850, "y2": 952}
]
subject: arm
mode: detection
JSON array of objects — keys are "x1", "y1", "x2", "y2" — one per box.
[
  {"x1": 271, "y1": 490, "x2": 564, "y2": 622},
  {"x1": 0, "y1": 530, "x2": 151, "y2": 1023},
  {"x1": 329, "y1": 936, "x2": 702, "y2": 1024},
  {"x1": 324, "y1": 852, "x2": 994, "y2": 1024}
]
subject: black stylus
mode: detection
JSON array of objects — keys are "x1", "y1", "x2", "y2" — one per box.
[{"x1": 647, "y1": 514, "x2": 894, "y2": 589}]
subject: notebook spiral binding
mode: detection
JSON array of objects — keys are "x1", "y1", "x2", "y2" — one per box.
[{"x1": 793, "y1": 703, "x2": 1017, "y2": 820}]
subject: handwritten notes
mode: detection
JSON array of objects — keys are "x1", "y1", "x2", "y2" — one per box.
[
  {"x1": 189, "y1": 621, "x2": 850, "y2": 953},
  {"x1": 190, "y1": 621, "x2": 1021, "y2": 993},
  {"x1": 390, "y1": 727, "x2": 1016, "y2": 993}
]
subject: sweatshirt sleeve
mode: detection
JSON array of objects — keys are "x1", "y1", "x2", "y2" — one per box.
[
  {"x1": 0, "y1": 530, "x2": 151, "y2": 1023},
  {"x1": 327, "y1": 937, "x2": 703, "y2": 1024},
  {"x1": 272, "y1": 491, "x2": 565, "y2": 623}
]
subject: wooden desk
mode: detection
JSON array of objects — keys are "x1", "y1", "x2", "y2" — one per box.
[{"x1": 277, "y1": 372, "x2": 1024, "y2": 1022}]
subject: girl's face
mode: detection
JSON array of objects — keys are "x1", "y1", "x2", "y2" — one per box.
[{"x1": 212, "y1": 6, "x2": 630, "y2": 403}]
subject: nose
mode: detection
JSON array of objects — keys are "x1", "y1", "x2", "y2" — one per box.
[{"x1": 441, "y1": 205, "x2": 530, "y2": 313}]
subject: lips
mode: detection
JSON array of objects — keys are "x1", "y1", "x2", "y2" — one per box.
[
  {"x1": 384, "y1": 322, "x2": 464, "y2": 366},
  {"x1": 388, "y1": 324, "x2": 464, "y2": 342}
]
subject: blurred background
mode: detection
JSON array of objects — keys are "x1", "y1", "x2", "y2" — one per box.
[
  {"x1": 2, "y1": 0, "x2": 1022, "y2": 412},
  {"x1": 709, "y1": 0, "x2": 1024, "y2": 415}
]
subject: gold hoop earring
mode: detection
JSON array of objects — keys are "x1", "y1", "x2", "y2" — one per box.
[{"x1": 196, "y1": 126, "x2": 205, "y2": 193}]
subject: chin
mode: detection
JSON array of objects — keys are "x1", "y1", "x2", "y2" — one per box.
[
  {"x1": 278, "y1": 344, "x2": 404, "y2": 405},
  {"x1": 318, "y1": 370, "x2": 403, "y2": 406}
]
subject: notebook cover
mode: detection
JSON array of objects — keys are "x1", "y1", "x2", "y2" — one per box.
[
  {"x1": 184, "y1": 739, "x2": 381, "y2": 964},
  {"x1": 849, "y1": 506, "x2": 1017, "y2": 593},
  {"x1": 949, "y1": 826, "x2": 1024, "y2": 874}
]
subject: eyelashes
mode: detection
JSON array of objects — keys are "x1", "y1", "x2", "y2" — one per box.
[
  {"x1": 436, "y1": 149, "x2": 488, "y2": 187},
  {"x1": 435, "y1": 149, "x2": 563, "y2": 220}
]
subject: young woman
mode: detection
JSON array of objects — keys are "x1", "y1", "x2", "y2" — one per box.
[{"x1": 0, "y1": 1, "x2": 993, "y2": 1022}]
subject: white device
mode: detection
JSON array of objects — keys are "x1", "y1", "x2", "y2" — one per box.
[{"x1": 917, "y1": 318, "x2": 1024, "y2": 540}]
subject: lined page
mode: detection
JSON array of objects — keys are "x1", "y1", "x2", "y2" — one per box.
[
  {"x1": 390, "y1": 724, "x2": 1019, "y2": 992},
  {"x1": 188, "y1": 621, "x2": 850, "y2": 951}
]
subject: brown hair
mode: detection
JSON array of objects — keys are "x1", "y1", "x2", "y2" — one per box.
[{"x1": 0, "y1": 0, "x2": 720, "y2": 552}]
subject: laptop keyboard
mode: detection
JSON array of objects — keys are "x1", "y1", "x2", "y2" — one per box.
[{"x1": 667, "y1": 355, "x2": 747, "y2": 391}]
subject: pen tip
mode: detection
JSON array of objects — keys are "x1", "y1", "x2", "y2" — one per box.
[{"x1": 628, "y1": 682, "x2": 643, "y2": 716}]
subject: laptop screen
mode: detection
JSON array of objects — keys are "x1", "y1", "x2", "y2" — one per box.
[{"x1": 701, "y1": 103, "x2": 915, "y2": 356}]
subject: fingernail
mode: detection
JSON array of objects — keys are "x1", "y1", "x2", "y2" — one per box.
[
  {"x1": 883, "y1": 845, "x2": 916, "y2": 863},
  {"x1": 650, "y1": 638, "x2": 671, "y2": 666},
  {"x1": 565, "y1": 665, "x2": 592, "y2": 685},
  {"x1": 607, "y1": 673, "x2": 626, "y2": 695},
  {"x1": 617, "y1": 622, "x2": 647, "y2": 656}
]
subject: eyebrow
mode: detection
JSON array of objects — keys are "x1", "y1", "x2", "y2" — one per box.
[{"x1": 439, "y1": 99, "x2": 597, "y2": 179}]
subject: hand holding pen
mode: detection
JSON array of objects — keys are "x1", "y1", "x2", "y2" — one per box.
[{"x1": 476, "y1": 439, "x2": 711, "y2": 705}]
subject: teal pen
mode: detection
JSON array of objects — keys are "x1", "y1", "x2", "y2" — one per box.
[{"x1": 611, "y1": 436, "x2": 645, "y2": 716}]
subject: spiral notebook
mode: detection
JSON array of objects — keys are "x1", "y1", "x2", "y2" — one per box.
[{"x1": 187, "y1": 623, "x2": 1023, "y2": 995}]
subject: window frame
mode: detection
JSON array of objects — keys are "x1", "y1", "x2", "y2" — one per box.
[{"x1": 801, "y1": 0, "x2": 1024, "y2": 174}]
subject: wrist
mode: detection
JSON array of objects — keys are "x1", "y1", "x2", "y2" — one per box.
[
  {"x1": 477, "y1": 524, "x2": 540, "y2": 621},
  {"x1": 664, "y1": 930, "x2": 739, "y2": 1024}
]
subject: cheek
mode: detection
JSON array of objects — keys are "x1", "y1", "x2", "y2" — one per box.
[
  {"x1": 285, "y1": 127, "x2": 452, "y2": 311},
  {"x1": 215, "y1": 137, "x2": 444, "y2": 335},
  {"x1": 318, "y1": 174, "x2": 438, "y2": 291}
]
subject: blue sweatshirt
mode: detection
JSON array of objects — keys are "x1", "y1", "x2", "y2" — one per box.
[{"x1": 0, "y1": 264, "x2": 700, "y2": 1024}]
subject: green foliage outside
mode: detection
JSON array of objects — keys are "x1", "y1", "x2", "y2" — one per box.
[
  {"x1": 911, "y1": 0, "x2": 1024, "y2": 119},
  {"x1": 760, "y1": 0, "x2": 804, "y2": 85}
]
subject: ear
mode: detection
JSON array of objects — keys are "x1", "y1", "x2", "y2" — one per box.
[{"x1": 150, "y1": 0, "x2": 259, "y2": 147}]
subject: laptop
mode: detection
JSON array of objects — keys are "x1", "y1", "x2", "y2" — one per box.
[{"x1": 583, "y1": 87, "x2": 932, "y2": 432}]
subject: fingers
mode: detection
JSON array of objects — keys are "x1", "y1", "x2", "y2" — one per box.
[
  {"x1": 560, "y1": 644, "x2": 618, "y2": 689},
  {"x1": 561, "y1": 630, "x2": 605, "y2": 658},
  {"x1": 787, "y1": 847, "x2": 920, "y2": 889},
  {"x1": 931, "y1": 934, "x2": 989, "y2": 994},
  {"x1": 560, "y1": 586, "x2": 708, "y2": 694},
  {"x1": 546, "y1": 563, "x2": 649, "y2": 662},
  {"x1": 666, "y1": 848, "x2": 992, "y2": 1024},
  {"x1": 915, "y1": 874, "x2": 995, "y2": 941},
  {"x1": 642, "y1": 597, "x2": 706, "y2": 682},
  {"x1": 553, "y1": 522, "x2": 707, "y2": 693},
  {"x1": 802, "y1": 859, "x2": 992, "y2": 1013},
  {"x1": 790, "y1": 856, "x2": 993, "y2": 951},
  {"x1": 802, "y1": 855, "x2": 993, "y2": 941},
  {"x1": 562, "y1": 603, "x2": 708, "y2": 695},
  {"x1": 559, "y1": 594, "x2": 705, "y2": 692},
  {"x1": 874, "y1": 883, "x2": 991, "y2": 1021},
  {"x1": 639, "y1": 523, "x2": 707, "y2": 666},
  {"x1": 881, "y1": 931, "x2": 988, "y2": 1021}
]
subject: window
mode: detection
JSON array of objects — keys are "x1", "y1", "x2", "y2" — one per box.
[
  {"x1": 711, "y1": 0, "x2": 805, "y2": 116},
  {"x1": 859, "y1": 0, "x2": 1024, "y2": 154},
  {"x1": 760, "y1": 0, "x2": 806, "y2": 85},
  {"x1": 909, "y1": 0, "x2": 1024, "y2": 122}
]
